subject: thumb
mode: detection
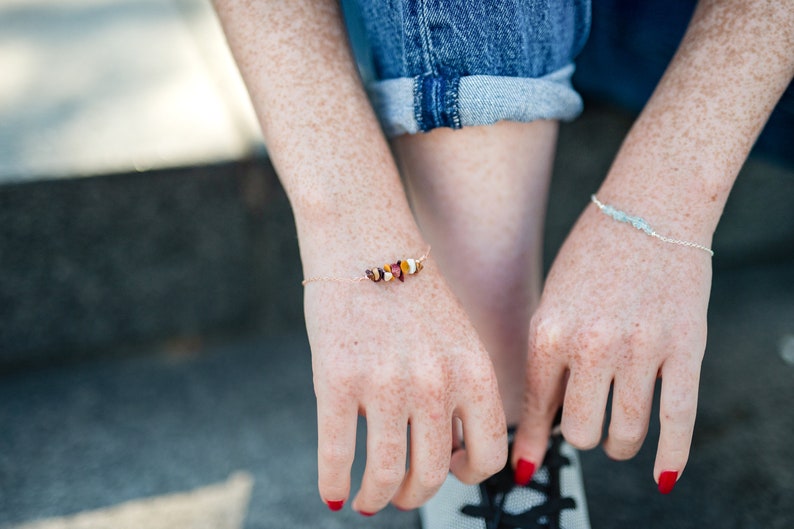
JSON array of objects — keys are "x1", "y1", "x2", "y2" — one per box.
[{"x1": 512, "y1": 356, "x2": 566, "y2": 485}]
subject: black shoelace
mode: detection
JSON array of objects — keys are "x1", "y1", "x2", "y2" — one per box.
[{"x1": 460, "y1": 435, "x2": 576, "y2": 529}]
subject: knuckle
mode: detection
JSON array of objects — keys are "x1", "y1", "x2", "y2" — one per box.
[
  {"x1": 457, "y1": 453, "x2": 506, "y2": 485},
  {"x1": 477, "y1": 446, "x2": 509, "y2": 477},
  {"x1": 620, "y1": 428, "x2": 647, "y2": 446},
  {"x1": 662, "y1": 397, "x2": 697, "y2": 423},
  {"x1": 529, "y1": 315, "x2": 563, "y2": 353},
  {"x1": 412, "y1": 367, "x2": 446, "y2": 398},
  {"x1": 670, "y1": 317, "x2": 700, "y2": 338},
  {"x1": 605, "y1": 441, "x2": 640, "y2": 461},
  {"x1": 417, "y1": 467, "x2": 449, "y2": 491},
  {"x1": 561, "y1": 425, "x2": 600, "y2": 451},
  {"x1": 625, "y1": 329, "x2": 651, "y2": 352},
  {"x1": 575, "y1": 322, "x2": 614, "y2": 356},
  {"x1": 315, "y1": 370, "x2": 358, "y2": 401},
  {"x1": 463, "y1": 468, "x2": 491, "y2": 484},
  {"x1": 370, "y1": 465, "x2": 405, "y2": 489},
  {"x1": 370, "y1": 366, "x2": 402, "y2": 392},
  {"x1": 568, "y1": 436, "x2": 600, "y2": 451},
  {"x1": 610, "y1": 425, "x2": 647, "y2": 447},
  {"x1": 319, "y1": 442, "x2": 353, "y2": 468}
]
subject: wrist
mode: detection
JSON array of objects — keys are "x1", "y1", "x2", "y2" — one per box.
[
  {"x1": 290, "y1": 190, "x2": 427, "y2": 278},
  {"x1": 589, "y1": 194, "x2": 714, "y2": 256},
  {"x1": 596, "y1": 156, "x2": 733, "y2": 244}
]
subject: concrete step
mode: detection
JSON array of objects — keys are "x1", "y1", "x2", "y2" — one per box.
[{"x1": 0, "y1": 158, "x2": 304, "y2": 367}]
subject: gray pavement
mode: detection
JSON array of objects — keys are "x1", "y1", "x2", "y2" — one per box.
[{"x1": 1, "y1": 258, "x2": 793, "y2": 529}]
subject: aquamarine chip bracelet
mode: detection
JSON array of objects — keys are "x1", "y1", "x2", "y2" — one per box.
[{"x1": 591, "y1": 194, "x2": 714, "y2": 256}]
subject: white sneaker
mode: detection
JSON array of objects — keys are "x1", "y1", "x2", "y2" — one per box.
[{"x1": 419, "y1": 433, "x2": 590, "y2": 529}]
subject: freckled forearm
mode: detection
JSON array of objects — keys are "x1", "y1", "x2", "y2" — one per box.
[
  {"x1": 597, "y1": 0, "x2": 794, "y2": 240},
  {"x1": 213, "y1": 0, "x2": 425, "y2": 267}
]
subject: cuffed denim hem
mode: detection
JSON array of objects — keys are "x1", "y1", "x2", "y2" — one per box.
[{"x1": 368, "y1": 64, "x2": 583, "y2": 138}]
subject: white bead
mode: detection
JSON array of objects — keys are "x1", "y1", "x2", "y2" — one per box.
[
  {"x1": 407, "y1": 258, "x2": 417, "y2": 274},
  {"x1": 383, "y1": 271, "x2": 393, "y2": 281}
]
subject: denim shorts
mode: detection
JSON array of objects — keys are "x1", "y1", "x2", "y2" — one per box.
[{"x1": 343, "y1": 1, "x2": 591, "y2": 137}]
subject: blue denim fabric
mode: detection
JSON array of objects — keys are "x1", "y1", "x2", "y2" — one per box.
[{"x1": 345, "y1": 1, "x2": 591, "y2": 137}]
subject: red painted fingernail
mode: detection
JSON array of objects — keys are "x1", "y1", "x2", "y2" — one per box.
[
  {"x1": 515, "y1": 459, "x2": 536, "y2": 486},
  {"x1": 327, "y1": 500, "x2": 344, "y2": 511},
  {"x1": 658, "y1": 471, "x2": 678, "y2": 494},
  {"x1": 357, "y1": 511, "x2": 376, "y2": 517}
]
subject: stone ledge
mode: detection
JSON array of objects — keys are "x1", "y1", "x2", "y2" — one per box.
[{"x1": 0, "y1": 158, "x2": 302, "y2": 367}]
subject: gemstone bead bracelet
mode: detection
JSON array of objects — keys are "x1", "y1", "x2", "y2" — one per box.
[
  {"x1": 302, "y1": 248, "x2": 431, "y2": 286},
  {"x1": 303, "y1": 194, "x2": 712, "y2": 287}
]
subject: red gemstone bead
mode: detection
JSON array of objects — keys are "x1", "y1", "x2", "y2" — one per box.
[{"x1": 391, "y1": 263, "x2": 403, "y2": 282}]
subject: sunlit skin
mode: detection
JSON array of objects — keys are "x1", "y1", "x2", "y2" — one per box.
[{"x1": 213, "y1": 0, "x2": 794, "y2": 514}]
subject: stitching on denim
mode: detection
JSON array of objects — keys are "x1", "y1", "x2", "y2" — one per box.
[
  {"x1": 416, "y1": 0, "x2": 435, "y2": 75},
  {"x1": 413, "y1": 75, "x2": 424, "y2": 132},
  {"x1": 413, "y1": 1, "x2": 462, "y2": 131},
  {"x1": 431, "y1": 75, "x2": 441, "y2": 127},
  {"x1": 444, "y1": 69, "x2": 462, "y2": 129},
  {"x1": 414, "y1": 0, "x2": 435, "y2": 132}
]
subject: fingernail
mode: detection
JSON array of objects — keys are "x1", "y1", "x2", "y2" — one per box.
[
  {"x1": 658, "y1": 471, "x2": 678, "y2": 494},
  {"x1": 357, "y1": 511, "x2": 376, "y2": 517},
  {"x1": 327, "y1": 500, "x2": 344, "y2": 511},
  {"x1": 515, "y1": 459, "x2": 536, "y2": 486}
]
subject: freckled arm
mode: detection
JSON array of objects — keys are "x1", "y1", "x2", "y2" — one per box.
[
  {"x1": 212, "y1": 3, "x2": 512, "y2": 513},
  {"x1": 212, "y1": 0, "x2": 426, "y2": 272},
  {"x1": 595, "y1": 0, "x2": 794, "y2": 240},
  {"x1": 514, "y1": 0, "x2": 794, "y2": 492}
]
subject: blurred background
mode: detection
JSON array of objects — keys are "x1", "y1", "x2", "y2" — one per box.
[{"x1": 0, "y1": 1, "x2": 792, "y2": 528}]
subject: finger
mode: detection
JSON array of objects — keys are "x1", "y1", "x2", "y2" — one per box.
[
  {"x1": 603, "y1": 368, "x2": 656, "y2": 460},
  {"x1": 449, "y1": 393, "x2": 508, "y2": 485},
  {"x1": 654, "y1": 359, "x2": 701, "y2": 494},
  {"x1": 560, "y1": 367, "x2": 612, "y2": 450},
  {"x1": 512, "y1": 353, "x2": 566, "y2": 484},
  {"x1": 352, "y1": 406, "x2": 408, "y2": 515},
  {"x1": 391, "y1": 411, "x2": 452, "y2": 510},
  {"x1": 316, "y1": 397, "x2": 358, "y2": 511}
]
